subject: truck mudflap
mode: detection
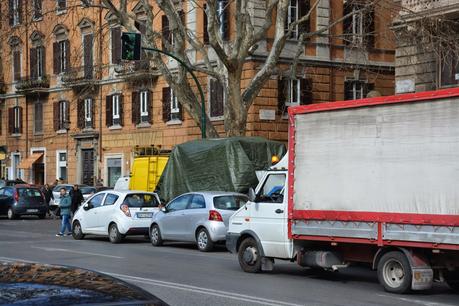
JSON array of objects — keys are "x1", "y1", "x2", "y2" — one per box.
[{"x1": 226, "y1": 233, "x2": 239, "y2": 254}]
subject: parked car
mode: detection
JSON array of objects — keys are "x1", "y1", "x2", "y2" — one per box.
[
  {"x1": 149, "y1": 192, "x2": 248, "y2": 252},
  {"x1": 0, "y1": 185, "x2": 47, "y2": 219},
  {"x1": 80, "y1": 186, "x2": 97, "y2": 200},
  {"x1": 72, "y1": 190, "x2": 161, "y2": 243},
  {"x1": 0, "y1": 179, "x2": 27, "y2": 188}
]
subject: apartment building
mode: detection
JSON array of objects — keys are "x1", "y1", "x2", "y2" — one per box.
[{"x1": 0, "y1": 0, "x2": 395, "y2": 186}]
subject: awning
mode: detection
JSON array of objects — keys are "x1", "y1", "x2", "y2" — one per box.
[{"x1": 18, "y1": 153, "x2": 43, "y2": 169}]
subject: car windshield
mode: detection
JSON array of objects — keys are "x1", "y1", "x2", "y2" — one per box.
[
  {"x1": 17, "y1": 188, "x2": 42, "y2": 198},
  {"x1": 123, "y1": 194, "x2": 159, "y2": 208},
  {"x1": 80, "y1": 187, "x2": 96, "y2": 195},
  {"x1": 213, "y1": 195, "x2": 248, "y2": 210}
]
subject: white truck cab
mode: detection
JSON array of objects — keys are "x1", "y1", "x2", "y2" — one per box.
[{"x1": 226, "y1": 154, "x2": 293, "y2": 271}]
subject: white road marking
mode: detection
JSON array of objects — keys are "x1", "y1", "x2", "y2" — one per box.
[
  {"x1": 105, "y1": 272, "x2": 305, "y2": 306},
  {"x1": 376, "y1": 294, "x2": 456, "y2": 306},
  {"x1": 30, "y1": 246, "x2": 124, "y2": 259}
]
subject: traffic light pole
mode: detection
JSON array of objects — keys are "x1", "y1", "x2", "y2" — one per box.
[{"x1": 142, "y1": 47, "x2": 206, "y2": 139}]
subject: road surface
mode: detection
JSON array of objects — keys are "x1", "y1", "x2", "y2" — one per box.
[{"x1": 0, "y1": 217, "x2": 457, "y2": 306}]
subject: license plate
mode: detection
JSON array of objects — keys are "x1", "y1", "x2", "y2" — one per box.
[
  {"x1": 137, "y1": 212, "x2": 152, "y2": 218},
  {"x1": 27, "y1": 209, "x2": 38, "y2": 213}
]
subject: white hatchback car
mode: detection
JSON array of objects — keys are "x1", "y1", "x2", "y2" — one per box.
[{"x1": 72, "y1": 190, "x2": 161, "y2": 243}]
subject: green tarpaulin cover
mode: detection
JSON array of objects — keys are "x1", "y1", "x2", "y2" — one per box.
[{"x1": 156, "y1": 137, "x2": 286, "y2": 202}]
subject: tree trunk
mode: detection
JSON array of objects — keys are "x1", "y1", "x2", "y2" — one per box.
[{"x1": 225, "y1": 74, "x2": 247, "y2": 136}]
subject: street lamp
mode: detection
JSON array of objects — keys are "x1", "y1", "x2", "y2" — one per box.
[{"x1": 121, "y1": 32, "x2": 206, "y2": 139}]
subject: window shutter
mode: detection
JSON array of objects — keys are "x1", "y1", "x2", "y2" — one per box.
[
  {"x1": 343, "y1": 2, "x2": 352, "y2": 45},
  {"x1": 344, "y1": 81, "x2": 353, "y2": 100},
  {"x1": 30, "y1": 47, "x2": 37, "y2": 80},
  {"x1": 17, "y1": 0, "x2": 22, "y2": 24},
  {"x1": 18, "y1": 107, "x2": 23, "y2": 133},
  {"x1": 363, "y1": 83, "x2": 374, "y2": 98},
  {"x1": 364, "y1": 8, "x2": 375, "y2": 49},
  {"x1": 277, "y1": 78, "x2": 288, "y2": 114},
  {"x1": 8, "y1": 108, "x2": 14, "y2": 134},
  {"x1": 39, "y1": 46, "x2": 46, "y2": 76},
  {"x1": 220, "y1": 0, "x2": 229, "y2": 41},
  {"x1": 162, "y1": 15, "x2": 170, "y2": 50},
  {"x1": 53, "y1": 42, "x2": 61, "y2": 74},
  {"x1": 8, "y1": 0, "x2": 13, "y2": 26},
  {"x1": 119, "y1": 94, "x2": 124, "y2": 126},
  {"x1": 53, "y1": 102, "x2": 60, "y2": 131},
  {"x1": 203, "y1": 4, "x2": 209, "y2": 44},
  {"x1": 84, "y1": 34, "x2": 93, "y2": 79},
  {"x1": 147, "y1": 90, "x2": 152, "y2": 124},
  {"x1": 64, "y1": 40, "x2": 70, "y2": 72},
  {"x1": 13, "y1": 50, "x2": 21, "y2": 81},
  {"x1": 162, "y1": 87, "x2": 171, "y2": 122},
  {"x1": 90, "y1": 99, "x2": 95, "y2": 128},
  {"x1": 106, "y1": 95, "x2": 113, "y2": 127},
  {"x1": 0, "y1": 109, "x2": 2, "y2": 135},
  {"x1": 135, "y1": 21, "x2": 146, "y2": 35},
  {"x1": 299, "y1": 0, "x2": 311, "y2": 34},
  {"x1": 178, "y1": 102, "x2": 184, "y2": 121},
  {"x1": 210, "y1": 79, "x2": 224, "y2": 117},
  {"x1": 77, "y1": 99, "x2": 84, "y2": 129},
  {"x1": 132, "y1": 91, "x2": 140, "y2": 124},
  {"x1": 65, "y1": 101, "x2": 70, "y2": 126},
  {"x1": 299, "y1": 78, "x2": 313, "y2": 105},
  {"x1": 111, "y1": 27, "x2": 121, "y2": 64}
]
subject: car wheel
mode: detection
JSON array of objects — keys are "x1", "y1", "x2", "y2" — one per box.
[
  {"x1": 108, "y1": 223, "x2": 124, "y2": 244},
  {"x1": 238, "y1": 237, "x2": 262, "y2": 273},
  {"x1": 72, "y1": 221, "x2": 85, "y2": 240},
  {"x1": 196, "y1": 228, "x2": 214, "y2": 252},
  {"x1": 445, "y1": 271, "x2": 459, "y2": 293},
  {"x1": 377, "y1": 251, "x2": 412, "y2": 294},
  {"x1": 150, "y1": 225, "x2": 163, "y2": 246},
  {"x1": 7, "y1": 208, "x2": 17, "y2": 220}
]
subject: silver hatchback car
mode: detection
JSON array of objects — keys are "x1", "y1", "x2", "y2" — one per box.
[{"x1": 150, "y1": 192, "x2": 248, "y2": 252}]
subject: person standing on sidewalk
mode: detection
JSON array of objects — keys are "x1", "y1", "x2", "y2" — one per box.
[
  {"x1": 56, "y1": 188, "x2": 72, "y2": 237},
  {"x1": 42, "y1": 184, "x2": 54, "y2": 217},
  {"x1": 70, "y1": 185, "x2": 84, "y2": 215}
]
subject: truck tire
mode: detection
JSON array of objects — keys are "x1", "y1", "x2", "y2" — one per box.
[
  {"x1": 196, "y1": 228, "x2": 214, "y2": 252},
  {"x1": 150, "y1": 224, "x2": 163, "y2": 246},
  {"x1": 377, "y1": 251, "x2": 412, "y2": 294},
  {"x1": 108, "y1": 223, "x2": 124, "y2": 244},
  {"x1": 238, "y1": 237, "x2": 262, "y2": 273},
  {"x1": 445, "y1": 271, "x2": 459, "y2": 293}
]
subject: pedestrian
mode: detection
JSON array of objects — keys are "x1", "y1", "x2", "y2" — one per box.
[
  {"x1": 51, "y1": 179, "x2": 58, "y2": 188},
  {"x1": 42, "y1": 184, "x2": 54, "y2": 217},
  {"x1": 70, "y1": 185, "x2": 84, "y2": 215},
  {"x1": 56, "y1": 188, "x2": 72, "y2": 237}
]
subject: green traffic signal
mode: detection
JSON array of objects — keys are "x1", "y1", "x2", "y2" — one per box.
[{"x1": 121, "y1": 32, "x2": 141, "y2": 61}]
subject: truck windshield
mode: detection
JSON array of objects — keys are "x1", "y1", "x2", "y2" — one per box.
[
  {"x1": 213, "y1": 195, "x2": 248, "y2": 210},
  {"x1": 257, "y1": 174, "x2": 286, "y2": 203},
  {"x1": 123, "y1": 193, "x2": 159, "y2": 208}
]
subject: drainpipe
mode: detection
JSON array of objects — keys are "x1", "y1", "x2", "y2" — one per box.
[{"x1": 98, "y1": 0, "x2": 103, "y2": 181}]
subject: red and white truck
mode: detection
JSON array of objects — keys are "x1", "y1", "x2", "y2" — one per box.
[{"x1": 226, "y1": 88, "x2": 459, "y2": 293}]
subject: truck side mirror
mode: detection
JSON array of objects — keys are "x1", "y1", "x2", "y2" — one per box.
[{"x1": 248, "y1": 188, "x2": 256, "y2": 202}]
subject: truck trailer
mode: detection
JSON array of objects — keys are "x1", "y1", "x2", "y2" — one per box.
[{"x1": 226, "y1": 88, "x2": 459, "y2": 293}]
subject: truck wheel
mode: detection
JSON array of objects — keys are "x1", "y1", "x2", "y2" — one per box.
[
  {"x1": 238, "y1": 238, "x2": 262, "y2": 273},
  {"x1": 72, "y1": 221, "x2": 85, "y2": 240},
  {"x1": 377, "y1": 251, "x2": 412, "y2": 294},
  {"x1": 196, "y1": 228, "x2": 214, "y2": 252},
  {"x1": 150, "y1": 225, "x2": 163, "y2": 246},
  {"x1": 108, "y1": 223, "x2": 124, "y2": 244},
  {"x1": 445, "y1": 271, "x2": 459, "y2": 293},
  {"x1": 7, "y1": 208, "x2": 17, "y2": 220}
]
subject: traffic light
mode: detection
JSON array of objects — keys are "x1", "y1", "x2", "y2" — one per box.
[{"x1": 121, "y1": 32, "x2": 141, "y2": 61}]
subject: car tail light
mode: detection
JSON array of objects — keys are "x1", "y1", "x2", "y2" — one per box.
[
  {"x1": 120, "y1": 204, "x2": 131, "y2": 217},
  {"x1": 14, "y1": 191, "x2": 19, "y2": 202},
  {"x1": 208, "y1": 210, "x2": 223, "y2": 222}
]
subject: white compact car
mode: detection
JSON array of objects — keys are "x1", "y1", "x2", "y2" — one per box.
[{"x1": 72, "y1": 190, "x2": 161, "y2": 243}]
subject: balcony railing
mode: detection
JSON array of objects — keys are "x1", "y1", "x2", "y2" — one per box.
[
  {"x1": 401, "y1": 0, "x2": 459, "y2": 14},
  {"x1": 115, "y1": 59, "x2": 160, "y2": 82},
  {"x1": 61, "y1": 66, "x2": 97, "y2": 88},
  {"x1": 16, "y1": 75, "x2": 50, "y2": 93}
]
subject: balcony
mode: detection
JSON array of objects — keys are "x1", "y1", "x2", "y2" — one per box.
[
  {"x1": 115, "y1": 60, "x2": 160, "y2": 83},
  {"x1": 401, "y1": 0, "x2": 459, "y2": 17},
  {"x1": 16, "y1": 76, "x2": 50, "y2": 95},
  {"x1": 61, "y1": 66, "x2": 98, "y2": 90}
]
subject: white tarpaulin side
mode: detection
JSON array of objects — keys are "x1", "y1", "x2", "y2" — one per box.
[{"x1": 294, "y1": 99, "x2": 459, "y2": 215}]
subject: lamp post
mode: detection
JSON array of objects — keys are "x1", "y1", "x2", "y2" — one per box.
[{"x1": 141, "y1": 47, "x2": 206, "y2": 139}]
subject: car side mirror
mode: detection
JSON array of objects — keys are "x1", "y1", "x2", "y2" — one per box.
[
  {"x1": 160, "y1": 206, "x2": 168, "y2": 213},
  {"x1": 248, "y1": 188, "x2": 256, "y2": 202},
  {"x1": 84, "y1": 203, "x2": 93, "y2": 211}
]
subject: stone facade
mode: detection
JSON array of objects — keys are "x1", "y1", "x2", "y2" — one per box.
[{"x1": 0, "y1": 0, "x2": 395, "y2": 186}]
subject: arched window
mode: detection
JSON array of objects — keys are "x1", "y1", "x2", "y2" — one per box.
[
  {"x1": 30, "y1": 31, "x2": 46, "y2": 79},
  {"x1": 8, "y1": 36, "x2": 22, "y2": 82},
  {"x1": 53, "y1": 25, "x2": 70, "y2": 74}
]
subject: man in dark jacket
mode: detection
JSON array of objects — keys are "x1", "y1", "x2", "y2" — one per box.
[
  {"x1": 42, "y1": 184, "x2": 54, "y2": 217},
  {"x1": 70, "y1": 185, "x2": 84, "y2": 214}
]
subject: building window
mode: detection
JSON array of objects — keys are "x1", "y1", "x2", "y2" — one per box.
[
  {"x1": 11, "y1": 153, "x2": 21, "y2": 179},
  {"x1": 30, "y1": 46, "x2": 45, "y2": 80},
  {"x1": 112, "y1": 95, "x2": 120, "y2": 121},
  {"x1": 162, "y1": 87, "x2": 183, "y2": 122},
  {"x1": 12, "y1": 50, "x2": 21, "y2": 82},
  {"x1": 439, "y1": 50, "x2": 459, "y2": 88},
  {"x1": 343, "y1": 1, "x2": 375, "y2": 48},
  {"x1": 278, "y1": 78, "x2": 313, "y2": 115},
  {"x1": 9, "y1": 0, "x2": 22, "y2": 26},
  {"x1": 285, "y1": 0, "x2": 310, "y2": 39},
  {"x1": 344, "y1": 79, "x2": 373, "y2": 100},
  {"x1": 57, "y1": 0, "x2": 66, "y2": 11},
  {"x1": 59, "y1": 40, "x2": 68, "y2": 72},
  {"x1": 53, "y1": 101, "x2": 69, "y2": 131},
  {"x1": 83, "y1": 34, "x2": 93, "y2": 79},
  {"x1": 209, "y1": 78, "x2": 224, "y2": 118},
  {"x1": 8, "y1": 106, "x2": 22, "y2": 134},
  {"x1": 170, "y1": 91, "x2": 180, "y2": 119},
  {"x1": 111, "y1": 27, "x2": 121, "y2": 65},
  {"x1": 132, "y1": 90, "x2": 151, "y2": 125},
  {"x1": 78, "y1": 98, "x2": 93, "y2": 129},
  {"x1": 217, "y1": 0, "x2": 229, "y2": 40},
  {"x1": 34, "y1": 102, "x2": 43, "y2": 134},
  {"x1": 84, "y1": 98, "x2": 92, "y2": 126},
  {"x1": 53, "y1": 39, "x2": 70, "y2": 74},
  {"x1": 106, "y1": 94, "x2": 123, "y2": 127},
  {"x1": 107, "y1": 157, "x2": 122, "y2": 187},
  {"x1": 56, "y1": 150, "x2": 67, "y2": 181},
  {"x1": 140, "y1": 91, "x2": 149, "y2": 118},
  {"x1": 33, "y1": 0, "x2": 42, "y2": 20}
]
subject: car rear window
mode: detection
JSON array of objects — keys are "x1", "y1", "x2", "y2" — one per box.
[
  {"x1": 123, "y1": 194, "x2": 159, "y2": 208},
  {"x1": 18, "y1": 188, "x2": 42, "y2": 198},
  {"x1": 213, "y1": 195, "x2": 248, "y2": 210}
]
